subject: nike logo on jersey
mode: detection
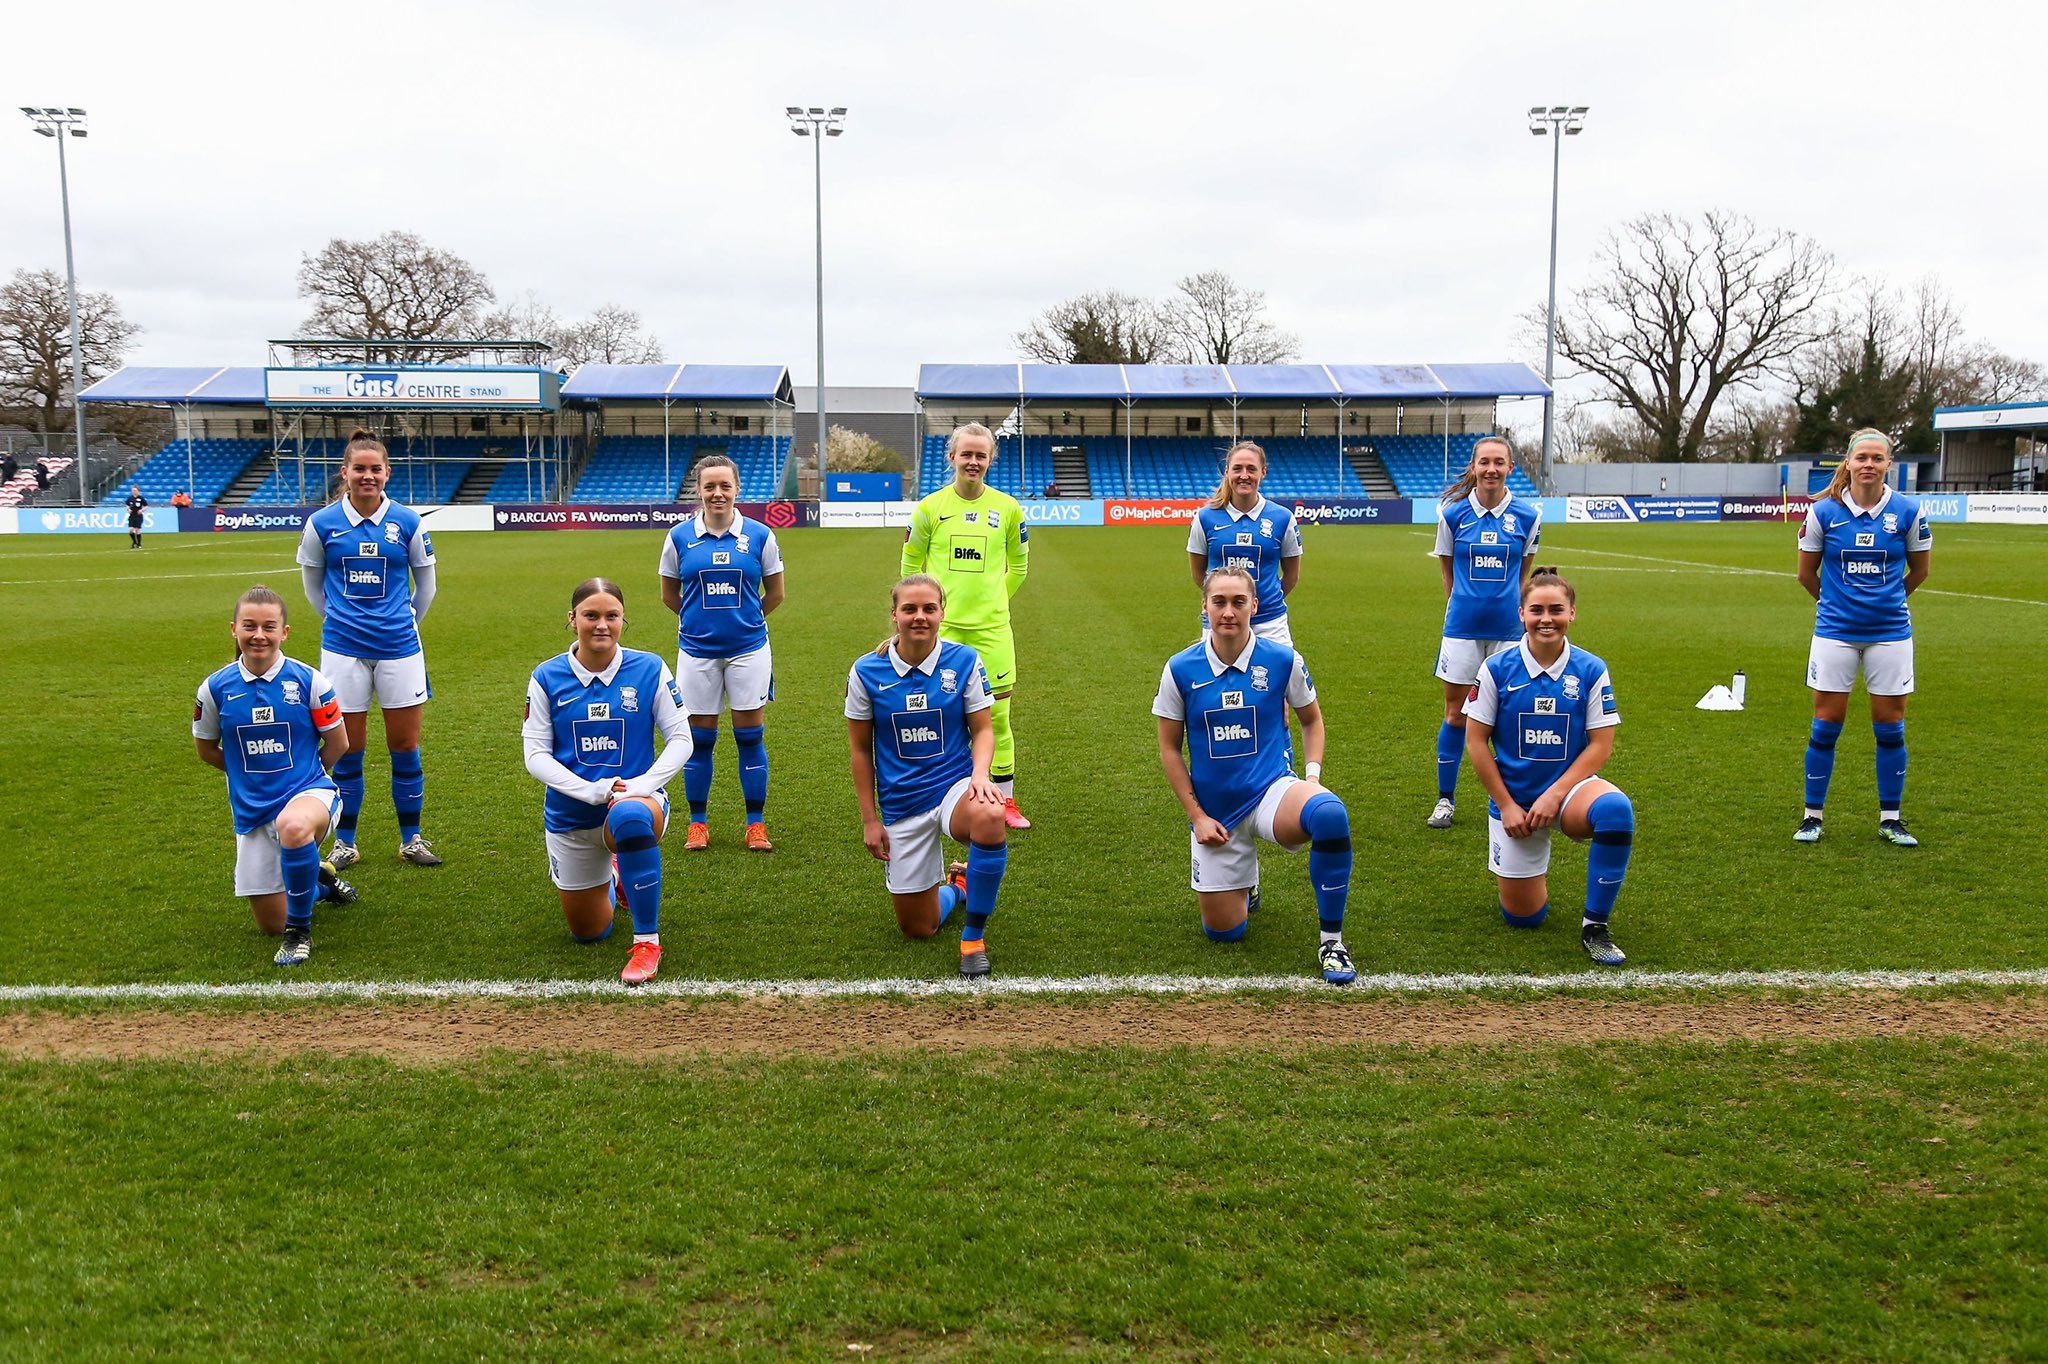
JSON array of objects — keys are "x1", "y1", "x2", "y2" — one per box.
[
  {"x1": 225, "y1": 692, "x2": 247, "y2": 700},
  {"x1": 556, "y1": 697, "x2": 575, "y2": 708},
  {"x1": 687, "y1": 540, "x2": 704, "y2": 548},
  {"x1": 1189, "y1": 679, "x2": 1219, "y2": 690}
]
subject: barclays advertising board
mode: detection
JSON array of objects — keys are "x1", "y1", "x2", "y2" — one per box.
[
  {"x1": 1017, "y1": 499, "x2": 1106, "y2": 526},
  {"x1": 22, "y1": 506, "x2": 181, "y2": 534},
  {"x1": 1917, "y1": 494, "x2": 1969, "y2": 523}
]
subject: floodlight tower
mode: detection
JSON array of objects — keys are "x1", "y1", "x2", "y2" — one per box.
[
  {"x1": 788, "y1": 105, "x2": 846, "y2": 498},
  {"x1": 1528, "y1": 104, "x2": 1587, "y2": 483},
  {"x1": 21, "y1": 105, "x2": 91, "y2": 505}
]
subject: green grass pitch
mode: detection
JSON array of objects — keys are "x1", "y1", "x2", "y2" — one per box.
[
  {"x1": 0, "y1": 520, "x2": 2043, "y2": 986},
  {"x1": 3, "y1": 520, "x2": 2046, "y2": 1359}
]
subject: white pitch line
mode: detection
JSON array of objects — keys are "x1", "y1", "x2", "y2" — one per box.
[
  {"x1": 3, "y1": 967, "x2": 2045, "y2": 1005},
  {"x1": 0, "y1": 565, "x2": 294, "y2": 586},
  {"x1": 1554, "y1": 544, "x2": 2048, "y2": 608}
]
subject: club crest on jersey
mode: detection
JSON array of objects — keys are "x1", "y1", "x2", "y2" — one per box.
[
  {"x1": 1882, "y1": 513, "x2": 1898, "y2": 533},
  {"x1": 712, "y1": 551, "x2": 731, "y2": 566},
  {"x1": 1251, "y1": 665, "x2": 1270, "y2": 692},
  {"x1": 1533, "y1": 697, "x2": 1557, "y2": 714},
  {"x1": 1504, "y1": 514, "x2": 1519, "y2": 533},
  {"x1": 1856, "y1": 532, "x2": 1875, "y2": 547},
  {"x1": 385, "y1": 523, "x2": 402, "y2": 544},
  {"x1": 281, "y1": 680, "x2": 302, "y2": 706},
  {"x1": 986, "y1": 511, "x2": 1001, "y2": 530},
  {"x1": 1221, "y1": 690, "x2": 1245, "y2": 708},
  {"x1": 940, "y1": 667, "x2": 958, "y2": 694},
  {"x1": 1563, "y1": 675, "x2": 1581, "y2": 701},
  {"x1": 906, "y1": 692, "x2": 928, "y2": 711},
  {"x1": 587, "y1": 702, "x2": 610, "y2": 720},
  {"x1": 736, "y1": 535, "x2": 750, "y2": 553},
  {"x1": 620, "y1": 686, "x2": 639, "y2": 713},
  {"x1": 1259, "y1": 518, "x2": 1273, "y2": 538},
  {"x1": 252, "y1": 706, "x2": 275, "y2": 723}
]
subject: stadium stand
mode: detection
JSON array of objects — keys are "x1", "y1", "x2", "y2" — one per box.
[
  {"x1": 571, "y1": 435, "x2": 790, "y2": 502},
  {"x1": 98, "y1": 438, "x2": 265, "y2": 506},
  {"x1": 1371, "y1": 435, "x2": 1539, "y2": 498},
  {"x1": 0, "y1": 456, "x2": 74, "y2": 508}
]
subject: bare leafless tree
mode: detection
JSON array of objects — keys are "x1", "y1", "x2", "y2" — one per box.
[
  {"x1": 1013, "y1": 290, "x2": 1167, "y2": 364},
  {"x1": 1538, "y1": 211, "x2": 1836, "y2": 462},
  {"x1": 556, "y1": 304, "x2": 664, "y2": 367},
  {"x1": 296, "y1": 231, "x2": 495, "y2": 360},
  {"x1": 0, "y1": 267, "x2": 140, "y2": 440},
  {"x1": 480, "y1": 290, "x2": 565, "y2": 351},
  {"x1": 1159, "y1": 270, "x2": 1299, "y2": 365}
]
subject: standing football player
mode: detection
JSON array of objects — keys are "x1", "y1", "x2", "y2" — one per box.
[
  {"x1": 1794, "y1": 428, "x2": 1933, "y2": 846},
  {"x1": 1186, "y1": 440, "x2": 1303, "y2": 644},
  {"x1": 193, "y1": 585, "x2": 352, "y2": 967},
  {"x1": 523, "y1": 578, "x2": 692, "y2": 986},
  {"x1": 1462, "y1": 567, "x2": 1634, "y2": 967},
  {"x1": 296, "y1": 429, "x2": 442, "y2": 868},
  {"x1": 1154, "y1": 566, "x2": 1357, "y2": 985},
  {"x1": 846, "y1": 575, "x2": 1009, "y2": 978},
  {"x1": 1426, "y1": 436, "x2": 1542, "y2": 830},
  {"x1": 658, "y1": 455, "x2": 786, "y2": 854},
  {"x1": 900, "y1": 422, "x2": 1032, "y2": 829}
]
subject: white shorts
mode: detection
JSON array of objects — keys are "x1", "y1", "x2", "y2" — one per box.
[
  {"x1": 882, "y1": 775, "x2": 975, "y2": 895},
  {"x1": 321, "y1": 649, "x2": 431, "y2": 714},
  {"x1": 234, "y1": 786, "x2": 343, "y2": 896},
  {"x1": 1486, "y1": 777, "x2": 1602, "y2": 880},
  {"x1": 676, "y1": 643, "x2": 774, "y2": 715},
  {"x1": 544, "y1": 793, "x2": 671, "y2": 891},
  {"x1": 1190, "y1": 775, "x2": 1305, "y2": 893},
  {"x1": 1435, "y1": 637, "x2": 1515, "y2": 686},
  {"x1": 1807, "y1": 636, "x2": 1914, "y2": 696},
  {"x1": 1201, "y1": 616, "x2": 1295, "y2": 648}
]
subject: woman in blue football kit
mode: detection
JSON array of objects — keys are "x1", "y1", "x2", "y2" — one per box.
[
  {"x1": 1427, "y1": 436, "x2": 1541, "y2": 831},
  {"x1": 296, "y1": 429, "x2": 442, "y2": 869},
  {"x1": 193, "y1": 585, "x2": 351, "y2": 967},
  {"x1": 1462, "y1": 568, "x2": 1633, "y2": 966},
  {"x1": 845, "y1": 574, "x2": 1009, "y2": 979},
  {"x1": 1154, "y1": 565, "x2": 1357, "y2": 985},
  {"x1": 1186, "y1": 441, "x2": 1303, "y2": 645},
  {"x1": 1795, "y1": 429, "x2": 1933, "y2": 847},
  {"x1": 658, "y1": 455, "x2": 786, "y2": 855},
  {"x1": 523, "y1": 578, "x2": 692, "y2": 987}
]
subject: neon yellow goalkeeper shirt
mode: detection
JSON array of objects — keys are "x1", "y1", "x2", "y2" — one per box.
[{"x1": 900, "y1": 484, "x2": 1029, "y2": 631}]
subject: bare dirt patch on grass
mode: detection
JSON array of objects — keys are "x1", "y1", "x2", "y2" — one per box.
[{"x1": 3, "y1": 992, "x2": 2044, "y2": 1063}]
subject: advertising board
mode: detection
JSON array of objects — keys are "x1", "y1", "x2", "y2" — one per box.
[
  {"x1": 1104, "y1": 499, "x2": 1204, "y2": 525},
  {"x1": 1283, "y1": 498, "x2": 1413, "y2": 526},
  {"x1": 491, "y1": 502, "x2": 819, "y2": 532},
  {"x1": 23, "y1": 506, "x2": 181, "y2": 534}
]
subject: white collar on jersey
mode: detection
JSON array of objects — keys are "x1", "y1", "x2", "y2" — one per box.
[
  {"x1": 1222, "y1": 496, "x2": 1269, "y2": 522},
  {"x1": 886, "y1": 642, "x2": 944, "y2": 677},
  {"x1": 1842, "y1": 485, "x2": 1895, "y2": 519},
  {"x1": 1467, "y1": 490, "x2": 1514, "y2": 519},
  {"x1": 1204, "y1": 636, "x2": 1257, "y2": 676},
  {"x1": 1517, "y1": 638, "x2": 1572, "y2": 680},
  {"x1": 692, "y1": 511, "x2": 742, "y2": 539},
  {"x1": 565, "y1": 648, "x2": 626, "y2": 687},
  {"x1": 341, "y1": 496, "x2": 392, "y2": 527},
  {"x1": 236, "y1": 655, "x2": 287, "y2": 684}
]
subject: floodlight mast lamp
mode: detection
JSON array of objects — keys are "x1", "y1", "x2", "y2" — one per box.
[
  {"x1": 787, "y1": 104, "x2": 846, "y2": 499},
  {"x1": 1528, "y1": 104, "x2": 1587, "y2": 484},
  {"x1": 21, "y1": 106, "x2": 91, "y2": 505}
]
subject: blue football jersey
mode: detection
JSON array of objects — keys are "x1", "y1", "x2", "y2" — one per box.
[
  {"x1": 193, "y1": 655, "x2": 343, "y2": 833},
  {"x1": 1187, "y1": 498, "x2": 1302, "y2": 626},
  {"x1": 1433, "y1": 493, "x2": 1542, "y2": 641},
  {"x1": 296, "y1": 498, "x2": 435, "y2": 660},
  {"x1": 844, "y1": 640, "x2": 992, "y2": 825},
  {"x1": 1463, "y1": 641, "x2": 1619, "y2": 813},
  {"x1": 1152, "y1": 636, "x2": 1315, "y2": 830},
  {"x1": 523, "y1": 648, "x2": 685, "y2": 833},
  {"x1": 657, "y1": 514, "x2": 784, "y2": 658},
  {"x1": 1799, "y1": 490, "x2": 1931, "y2": 644}
]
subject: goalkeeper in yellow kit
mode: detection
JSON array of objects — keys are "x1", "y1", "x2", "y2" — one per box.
[{"x1": 901, "y1": 422, "x2": 1033, "y2": 828}]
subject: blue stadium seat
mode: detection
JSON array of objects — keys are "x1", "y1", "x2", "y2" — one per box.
[
  {"x1": 100, "y1": 437, "x2": 266, "y2": 506},
  {"x1": 570, "y1": 435, "x2": 791, "y2": 503}
]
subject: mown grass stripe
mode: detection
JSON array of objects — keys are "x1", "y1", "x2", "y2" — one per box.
[{"x1": 4, "y1": 966, "x2": 2046, "y2": 1004}]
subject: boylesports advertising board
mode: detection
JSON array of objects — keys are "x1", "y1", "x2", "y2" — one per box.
[{"x1": 1284, "y1": 498, "x2": 1413, "y2": 526}]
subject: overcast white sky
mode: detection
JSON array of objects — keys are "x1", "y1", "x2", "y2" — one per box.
[{"x1": 5, "y1": 0, "x2": 2040, "y2": 417}]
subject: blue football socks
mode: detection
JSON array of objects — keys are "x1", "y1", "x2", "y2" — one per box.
[
  {"x1": 1301, "y1": 791, "x2": 1352, "y2": 937},
  {"x1": 1804, "y1": 719, "x2": 1843, "y2": 814},
  {"x1": 962, "y1": 839, "x2": 1006, "y2": 943},
  {"x1": 1435, "y1": 721, "x2": 1464, "y2": 801},
  {"x1": 1873, "y1": 721, "x2": 1906, "y2": 815},
  {"x1": 684, "y1": 726, "x2": 717, "y2": 821},
  {"x1": 1584, "y1": 790, "x2": 1635, "y2": 923},
  {"x1": 734, "y1": 724, "x2": 769, "y2": 822},
  {"x1": 332, "y1": 750, "x2": 365, "y2": 845},
  {"x1": 390, "y1": 748, "x2": 424, "y2": 844},
  {"x1": 280, "y1": 839, "x2": 321, "y2": 930},
  {"x1": 607, "y1": 801, "x2": 662, "y2": 939}
]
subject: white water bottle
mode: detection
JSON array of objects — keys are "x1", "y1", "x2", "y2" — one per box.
[{"x1": 1732, "y1": 669, "x2": 1748, "y2": 706}]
